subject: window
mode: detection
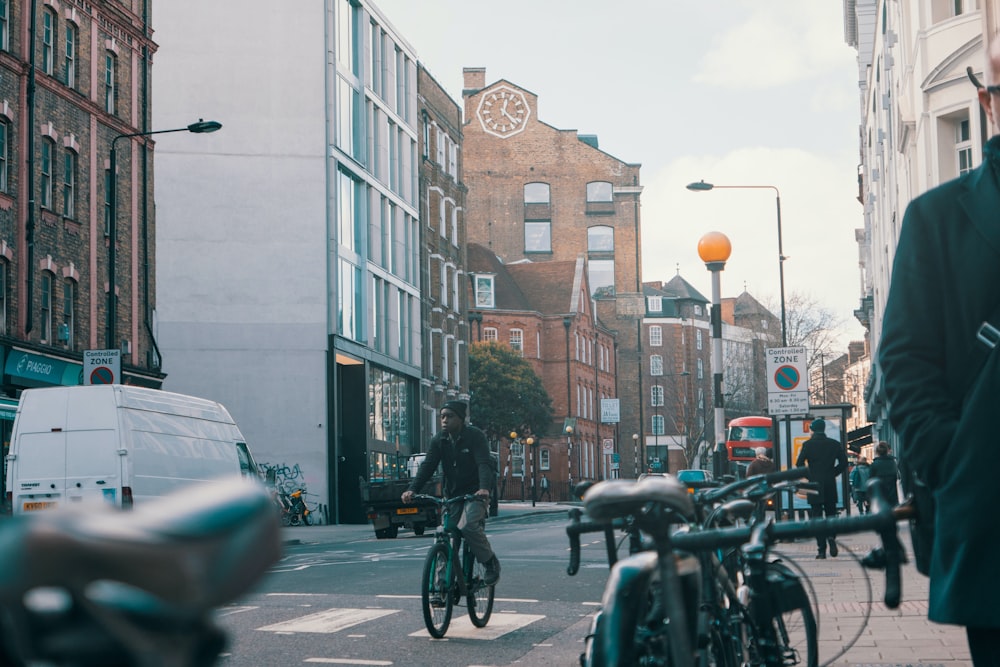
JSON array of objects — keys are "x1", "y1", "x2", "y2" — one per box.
[
  {"x1": 589, "y1": 259, "x2": 615, "y2": 297},
  {"x1": 588, "y1": 225, "x2": 614, "y2": 251},
  {"x1": 647, "y1": 296, "x2": 662, "y2": 313},
  {"x1": 586, "y1": 181, "x2": 613, "y2": 202},
  {"x1": 525, "y1": 221, "x2": 551, "y2": 252},
  {"x1": 63, "y1": 149, "x2": 77, "y2": 218},
  {"x1": 474, "y1": 275, "x2": 495, "y2": 308},
  {"x1": 42, "y1": 10, "x2": 56, "y2": 75},
  {"x1": 105, "y1": 52, "x2": 116, "y2": 114},
  {"x1": 649, "y1": 325, "x2": 662, "y2": 347},
  {"x1": 523, "y1": 182, "x2": 550, "y2": 204},
  {"x1": 0, "y1": 261, "x2": 6, "y2": 335},
  {"x1": 62, "y1": 279, "x2": 75, "y2": 349},
  {"x1": 651, "y1": 385, "x2": 664, "y2": 407},
  {"x1": 483, "y1": 327, "x2": 498, "y2": 342},
  {"x1": 696, "y1": 329, "x2": 703, "y2": 350},
  {"x1": 65, "y1": 23, "x2": 78, "y2": 88},
  {"x1": 40, "y1": 273, "x2": 53, "y2": 343},
  {"x1": 0, "y1": 120, "x2": 8, "y2": 192},
  {"x1": 40, "y1": 139, "x2": 54, "y2": 209},
  {"x1": 510, "y1": 329, "x2": 524, "y2": 354},
  {"x1": 697, "y1": 358, "x2": 704, "y2": 379},
  {"x1": 694, "y1": 305, "x2": 703, "y2": 316},
  {"x1": 651, "y1": 415, "x2": 665, "y2": 436},
  {"x1": 540, "y1": 448, "x2": 550, "y2": 471},
  {"x1": 650, "y1": 355, "x2": 663, "y2": 376},
  {"x1": 0, "y1": 0, "x2": 8, "y2": 51},
  {"x1": 957, "y1": 118, "x2": 973, "y2": 175}
]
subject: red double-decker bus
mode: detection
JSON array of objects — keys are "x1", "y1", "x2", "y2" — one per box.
[{"x1": 725, "y1": 416, "x2": 774, "y2": 463}]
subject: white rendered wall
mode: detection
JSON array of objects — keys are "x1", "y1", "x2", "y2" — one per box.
[{"x1": 151, "y1": 2, "x2": 331, "y2": 507}]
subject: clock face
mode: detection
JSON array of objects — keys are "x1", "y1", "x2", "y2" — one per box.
[{"x1": 476, "y1": 85, "x2": 530, "y2": 138}]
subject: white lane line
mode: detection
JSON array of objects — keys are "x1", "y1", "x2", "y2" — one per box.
[
  {"x1": 304, "y1": 659, "x2": 393, "y2": 665},
  {"x1": 408, "y1": 613, "x2": 545, "y2": 640},
  {"x1": 258, "y1": 608, "x2": 399, "y2": 634}
]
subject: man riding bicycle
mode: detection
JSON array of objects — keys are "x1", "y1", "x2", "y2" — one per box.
[{"x1": 402, "y1": 400, "x2": 501, "y2": 586}]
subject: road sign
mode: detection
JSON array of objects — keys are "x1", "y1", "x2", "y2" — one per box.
[
  {"x1": 602, "y1": 438, "x2": 614, "y2": 454},
  {"x1": 84, "y1": 349, "x2": 121, "y2": 385},
  {"x1": 765, "y1": 346, "x2": 808, "y2": 415}
]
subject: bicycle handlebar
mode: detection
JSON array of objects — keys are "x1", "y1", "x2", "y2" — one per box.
[{"x1": 696, "y1": 466, "x2": 808, "y2": 505}]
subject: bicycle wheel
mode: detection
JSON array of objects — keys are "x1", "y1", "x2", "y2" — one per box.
[
  {"x1": 464, "y1": 544, "x2": 494, "y2": 628},
  {"x1": 750, "y1": 562, "x2": 818, "y2": 667},
  {"x1": 421, "y1": 542, "x2": 455, "y2": 638}
]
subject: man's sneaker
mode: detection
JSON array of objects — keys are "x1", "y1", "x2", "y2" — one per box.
[
  {"x1": 483, "y1": 556, "x2": 501, "y2": 586},
  {"x1": 429, "y1": 593, "x2": 445, "y2": 608},
  {"x1": 829, "y1": 538, "x2": 839, "y2": 557},
  {"x1": 815, "y1": 552, "x2": 826, "y2": 559}
]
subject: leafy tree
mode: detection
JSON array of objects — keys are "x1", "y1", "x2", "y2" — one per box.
[{"x1": 468, "y1": 342, "x2": 554, "y2": 443}]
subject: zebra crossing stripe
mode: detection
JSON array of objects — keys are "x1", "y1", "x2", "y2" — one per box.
[{"x1": 258, "y1": 608, "x2": 398, "y2": 634}]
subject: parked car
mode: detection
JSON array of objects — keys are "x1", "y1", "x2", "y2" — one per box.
[{"x1": 675, "y1": 468, "x2": 714, "y2": 492}]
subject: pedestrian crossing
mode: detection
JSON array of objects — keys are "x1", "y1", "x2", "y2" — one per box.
[{"x1": 249, "y1": 602, "x2": 546, "y2": 641}]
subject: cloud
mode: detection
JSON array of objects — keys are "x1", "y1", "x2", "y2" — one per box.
[{"x1": 693, "y1": 3, "x2": 856, "y2": 89}]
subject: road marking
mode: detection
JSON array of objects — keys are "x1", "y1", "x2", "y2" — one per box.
[
  {"x1": 305, "y1": 659, "x2": 393, "y2": 665},
  {"x1": 218, "y1": 605, "x2": 258, "y2": 616},
  {"x1": 408, "y1": 613, "x2": 544, "y2": 640},
  {"x1": 258, "y1": 608, "x2": 399, "y2": 634}
]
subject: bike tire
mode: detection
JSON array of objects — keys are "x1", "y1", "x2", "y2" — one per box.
[
  {"x1": 464, "y1": 544, "x2": 494, "y2": 628},
  {"x1": 421, "y1": 542, "x2": 454, "y2": 638},
  {"x1": 749, "y1": 562, "x2": 818, "y2": 667}
]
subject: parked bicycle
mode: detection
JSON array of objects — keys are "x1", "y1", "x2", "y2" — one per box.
[
  {"x1": 0, "y1": 477, "x2": 281, "y2": 666},
  {"x1": 412, "y1": 494, "x2": 495, "y2": 638},
  {"x1": 567, "y1": 472, "x2": 910, "y2": 667}
]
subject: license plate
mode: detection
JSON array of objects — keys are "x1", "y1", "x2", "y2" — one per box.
[
  {"x1": 396, "y1": 507, "x2": 419, "y2": 515},
  {"x1": 23, "y1": 501, "x2": 56, "y2": 512}
]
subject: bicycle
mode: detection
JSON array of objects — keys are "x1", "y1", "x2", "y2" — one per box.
[
  {"x1": 0, "y1": 477, "x2": 281, "y2": 666},
  {"x1": 413, "y1": 494, "x2": 496, "y2": 638},
  {"x1": 567, "y1": 473, "x2": 910, "y2": 667}
]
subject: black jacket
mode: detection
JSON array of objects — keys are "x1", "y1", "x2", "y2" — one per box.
[
  {"x1": 868, "y1": 455, "x2": 899, "y2": 506},
  {"x1": 408, "y1": 424, "x2": 495, "y2": 498},
  {"x1": 795, "y1": 433, "x2": 846, "y2": 504}
]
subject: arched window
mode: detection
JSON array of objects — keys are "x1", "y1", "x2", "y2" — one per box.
[
  {"x1": 62, "y1": 278, "x2": 76, "y2": 349},
  {"x1": 586, "y1": 181, "x2": 613, "y2": 202},
  {"x1": 40, "y1": 272, "x2": 54, "y2": 343},
  {"x1": 523, "y1": 182, "x2": 550, "y2": 204},
  {"x1": 40, "y1": 138, "x2": 54, "y2": 209},
  {"x1": 65, "y1": 22, "x2": 78, "y2": 89},
  {"x1": 42, "y1": 9, "x2": 57, "y2": 75},
  {"x1": 105, "y1": 52, "x2": 117, "y2": 114},
  {"x1": 588, "y1": 226, "x2": 614, "y2": 252},
  {"x1": 63, "y1": 148, "x2": 77, "y2": 218}
]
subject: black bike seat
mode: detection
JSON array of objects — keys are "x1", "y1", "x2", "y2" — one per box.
[
  {"x1": 584, "y1": 476, "x2": 695, "y2": 523},
  {"x1": 0, "y1": 477, "x2": 281, "y2": 612}
]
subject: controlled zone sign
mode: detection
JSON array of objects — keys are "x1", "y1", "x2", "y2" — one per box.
[
  {"x1": 84, "y1": 349, "x2": 121, "y2": 385},
  {"x1": 765, "y1": 346, "x2": 808, "y2": 416}
]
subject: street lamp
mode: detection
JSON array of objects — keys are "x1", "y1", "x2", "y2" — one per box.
[
  {"x1": 565, "y1": 425, "x2": 574, "y2": 489},
  {"x1": 107, "y1": 119, "x2": 222, "y2": 350},
  {"x1": 632, "y1": 432, "x2": 639, "y2": 476},
  {"x1": 698, "y1": 231, "x2": 732, "y2": 459},
  {"x1": 686, "y1": 181, "x2": 786, "y2": 347}
]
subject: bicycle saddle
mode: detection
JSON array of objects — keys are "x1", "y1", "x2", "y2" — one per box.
[
  {"x1": 584, "y1": 476, "x2": 695, "y2": 523},
  {"x1": 0, "y1": 477, "x2": 281, "y2": 611}
]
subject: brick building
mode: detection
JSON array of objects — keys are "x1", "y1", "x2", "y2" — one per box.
[
  {"x1": 461, "y1": 68, "x2": 645, "y2": 477},
  {"x1": 417, "y1": 65, "x2": 470, "y2": 446},
  {"x1": 0, "y1": 0, "x2": 164, "y2": 499},
  {"x1": 467, "y1": 243, "x2": 617, "y2": 499}
]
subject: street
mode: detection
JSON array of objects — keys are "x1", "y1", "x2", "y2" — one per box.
[{"x1": 214, "y1": 504, "x2": 972, "y2": 666}]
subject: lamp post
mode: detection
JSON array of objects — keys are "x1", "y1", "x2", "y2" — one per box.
[
  {"x1": 632, "y1": 432, "x2": 639, "y2": 476},
  {"x1": 698, "y1": 232, "x2": 732, "y2": 460},
  {"x1": 107, "y1": 119, "x2": 222, "y2": 350},
  {"x1": 565, "y1": 425, "x2": 574, "y2": 490},
  {"x1": 686, "y1": 181, "x2": 786, "y2": 347}
]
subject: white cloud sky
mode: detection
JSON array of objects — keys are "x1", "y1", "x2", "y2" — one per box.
[{"x1": 376, "y1": 0, "x2": 867, "y2": 348}]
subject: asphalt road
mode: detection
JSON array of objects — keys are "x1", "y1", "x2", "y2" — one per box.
[{"x1": 216, "y1": 504, "x2": 601, "y2": 666}]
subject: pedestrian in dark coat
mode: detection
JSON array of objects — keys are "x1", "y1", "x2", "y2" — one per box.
[
  {"x1": 867, "y1": 442, "x2": 899, "y2": 506},
  {"x1": 795, "y1": 419, "x2": 846, "y2": 558},
  {"x1": 879, "y1": 39, "x2": 1000, "y2": 661}
]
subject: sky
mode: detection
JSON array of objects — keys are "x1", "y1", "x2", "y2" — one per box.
[{"x1": 374, "y1": 0, "x2": 866, "y2": 349}]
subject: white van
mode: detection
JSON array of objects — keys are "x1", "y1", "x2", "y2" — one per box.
[{"x1": 5, "y1": 385, "x2": 261, "y2": 514}]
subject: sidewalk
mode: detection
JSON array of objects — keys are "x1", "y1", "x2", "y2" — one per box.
[{"x1": 283, "y1": 504, "x2": 972, "y2": 665}]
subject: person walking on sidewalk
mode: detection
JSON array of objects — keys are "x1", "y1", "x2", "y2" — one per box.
[
  {"x1": 795, "y1": 419, "x2": 847, "y2": 558},
  {"x1": 402, "y1": 401, "x2": 501, "y2": 586},
  {"x1": 879, "y1": 39, "x2": 1000, "y2": 665},
  {"x1": 868, "y1": 442, "x2": 899, "y2": 506},
  {"x1": 539, "y1": 474, "x2": 551, "y2": 501},
  {"x1": 746, "y1": 447, "x2": 775, "y2": 477},
  {"x1": 849, "y1": 457, "x2": 871, "y2": 514}
]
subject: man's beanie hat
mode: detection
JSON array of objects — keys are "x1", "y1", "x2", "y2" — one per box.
[
  {"x1": 442, "y1": 400, "x2": 467, "y2": 421},
  {"x1": 809, "y1": 418, "x2": 826, "y2": 433}
]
